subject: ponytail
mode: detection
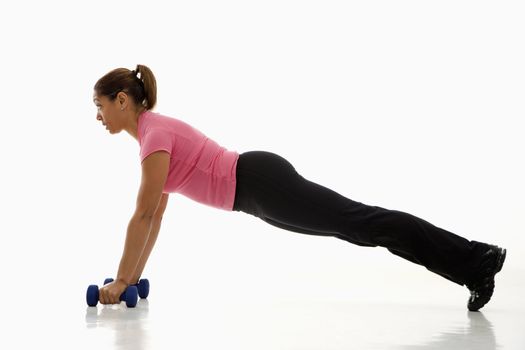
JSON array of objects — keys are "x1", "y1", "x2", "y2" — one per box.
[{"x1": 133, "y1": 64, "x2": 157, "y2": 110}]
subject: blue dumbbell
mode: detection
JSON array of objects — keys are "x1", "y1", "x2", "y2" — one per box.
[
  {"x1": 104, "y1": 278, "x2": 150, "y2": 299},
  {"x1": 135, "y1": 279, "x2": 150, "y2": 299},
  {"x1": 86, "y1": 283, "x2": 138, "y2": 307}
]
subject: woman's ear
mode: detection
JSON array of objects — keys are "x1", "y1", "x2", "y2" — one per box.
[{"x1": 117, "y1": 91, "x2": 128, "y2": 110}]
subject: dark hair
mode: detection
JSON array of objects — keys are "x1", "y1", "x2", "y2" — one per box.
[{"x1": 94, "y1": 64, "x2": 157, "y2": 110}]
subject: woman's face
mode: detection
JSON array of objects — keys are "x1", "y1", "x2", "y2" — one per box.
[{"x1": 93, "y1": 92, "x2": 122, "y2": 134}]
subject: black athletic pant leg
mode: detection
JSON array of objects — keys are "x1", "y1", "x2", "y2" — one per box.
[{"x1": 232, "y1": 150, "x2": 488, "y2": 286}]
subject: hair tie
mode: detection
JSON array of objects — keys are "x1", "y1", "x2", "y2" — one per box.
[{"x1": 131, "y1": 69, "x2": 137, "y2": 76}]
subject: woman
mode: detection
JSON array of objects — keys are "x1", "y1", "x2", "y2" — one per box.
[{"x1": 92, "y1": 64, "x2": 506, "y2": 311}]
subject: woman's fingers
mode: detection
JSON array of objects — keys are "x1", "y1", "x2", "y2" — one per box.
[
  {"x1": 99, "y1": 285, "x2": 113, "y2": 304},
  {"x1": 99, "y1": 281, "x2": 126, "y2": 304},
  {"x1": 99, "y1": 286, "x2": 108, "y2": 304}
]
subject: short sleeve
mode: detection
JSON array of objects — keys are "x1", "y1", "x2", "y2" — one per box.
[{"x1": 140, "y1": 128, "x2": 173, "y2": 163}]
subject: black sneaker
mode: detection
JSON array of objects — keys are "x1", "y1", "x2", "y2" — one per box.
[{"x1": 466, "y1": 245, "x2": 506, "y2": 312}]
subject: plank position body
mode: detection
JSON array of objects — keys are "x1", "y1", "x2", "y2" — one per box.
[{"x1": 92, "y1": 64, "x2": 506, "y2": 311}]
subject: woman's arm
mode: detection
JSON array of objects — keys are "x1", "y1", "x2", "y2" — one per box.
[
  {"x1": 99, "y1": 151, "x2": 170, "y2": 305},
  {"x1": 131, "y1": 193, "x2": 169, "y2": 284},
  {"x1": 115, "y1": 214, "x2": 155, "y2": 284}
]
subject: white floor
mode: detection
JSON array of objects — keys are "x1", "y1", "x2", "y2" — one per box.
[
  {"x1": 79, "y1": 299, "x2": 522, "y2": 350},
  {"x1": 5, "y1": 266, "x2": 523, "y2": 350}
]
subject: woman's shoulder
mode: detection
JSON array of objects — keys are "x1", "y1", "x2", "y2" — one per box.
[
  {"x1": 143, "y1": 111, "x2": 203, "y2": 138},
  {"x1": 144, "y1": 110, "x2": 179, "y2": 127}
]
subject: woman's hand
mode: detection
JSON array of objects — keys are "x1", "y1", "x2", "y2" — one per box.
[{"x1": 99, "y1": 279, "x2": 129, "y2": 305}]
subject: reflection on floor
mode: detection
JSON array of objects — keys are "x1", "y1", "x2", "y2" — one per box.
[{"x1": 80, "y1": 296, "x2": 522, "y2": 350}]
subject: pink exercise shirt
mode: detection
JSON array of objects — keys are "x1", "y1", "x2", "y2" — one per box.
[{"x1": 137, "y1": 110, "x2": 239, "y2": 211}]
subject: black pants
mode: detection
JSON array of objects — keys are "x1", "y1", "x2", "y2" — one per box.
[{"x1": 232, "y1": 150, "x2": 490, "y2": 287}]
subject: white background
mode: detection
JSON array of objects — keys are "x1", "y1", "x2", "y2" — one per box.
[{"x1": 0, "y1": 0, "x2": 524, "y2": 348}]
